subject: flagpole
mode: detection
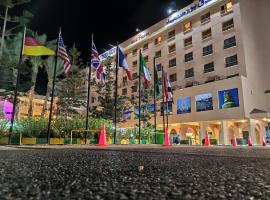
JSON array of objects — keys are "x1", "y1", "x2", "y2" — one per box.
[
  {"x1": 114, "y1": 44, "x2": 119, "y2": 145},
  {"x1": 138, "y1": 49, "x2": 142, "y2": 144},
  {"x1": 85, "y1": 34, "x2": 93, "y2": 144},
  {"x1": 153, "y1": 57, "x2": 157, "y2": 144},
  {"x1": 8, "y1": 26, "x2": 26, "y2": 145},
  {"x1": 161, "y1": 66, "x2": 165, "y2": 137},
  {"x1": 46, "y1": 28, "x2": 60, "y2": 144}
]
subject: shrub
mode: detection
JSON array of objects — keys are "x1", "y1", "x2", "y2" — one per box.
[
  {"x1": 0, "y1": 119, "x2": 9, "y2": 138},
  {"x1": 202, "y1": 138, "x2": 218, "y2": 145}
]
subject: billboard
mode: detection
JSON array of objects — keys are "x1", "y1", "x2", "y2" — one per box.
[
  {"x1": 195, "y1": 93, "x2": 213, "y2": 112},
  {"x1": 177, "y1": 97, "x2": 191, "y2": 114},
  {"x1": 218, "y1": 88, "x2": 239, "y2": 109}
]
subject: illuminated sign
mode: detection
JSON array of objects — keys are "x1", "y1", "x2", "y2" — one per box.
[
  {"x1": 167, "y1": 0, "x2": 215, "y2": 25},
  {"x1": 100, "y1": 47, "x2": 117, "y2": 61},
  {"x1": 131, "y1": 32, "x2": 150, "y2": 44}
]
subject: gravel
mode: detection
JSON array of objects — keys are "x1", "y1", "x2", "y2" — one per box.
[{"x1": 0, "y1": 147, "x2": 269, "y2": 199}]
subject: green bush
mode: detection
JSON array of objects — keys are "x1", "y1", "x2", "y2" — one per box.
[
  {"x1": 14, "y1": 117, "x2": 48, "y2": 138},
  {"x1": 180, "y1": 140, "x2": 190, "y2": 144},
  {"x1": 0, "y1": 119, "x2": 9, "y2": 138},
  {"x1": 236, "y1": 138, "x2": 247, "y2": 145},
  {"x1": 202, "y1": 138, "x2": 218, "y2": 145}
]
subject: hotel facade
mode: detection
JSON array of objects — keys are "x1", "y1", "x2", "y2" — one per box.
[{"x1": 91, "y1": 0, "x2": 270, "y2": 145}]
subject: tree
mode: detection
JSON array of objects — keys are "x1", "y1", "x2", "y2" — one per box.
[
  {"x1": 91, "y1": 57, "x2": 129, "y2": 122},
  {"x1": 56, "y1": 46, "x2": 86, "y2": 117},
  {"x1": 0, "y1": 0, "x2": 33, "y2": 59}
]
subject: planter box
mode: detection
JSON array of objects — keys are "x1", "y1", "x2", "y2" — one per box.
[
  {"x1": 22, "y1": 138, "x2": 36, "y2": 145},
  {"x1": 50, "y1": 138, "x2": 64, "y2": 145},
  {"x1": 77, "y1": 139, "x2": 85, "y2": 145},
  {"x1": 0, "y1": 137, "x2": 9, "y2": 145},
  {"x1": 202, "y1": 139, "x2": 218, "y2": 145},
  {"x1": 121, "y1": 139, "x2": 129, "y2": 144},
  {"x1": 36, "y1": 138, "x2": 48, "y2": 144}
]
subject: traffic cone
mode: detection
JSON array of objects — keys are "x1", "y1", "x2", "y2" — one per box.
[
  {"x1": 232, "y1": 134, "x2": 238, "y2": 147},
  {"x1": 262, "y1": 136, "x2": 266, "y2": 146},
  {"x1": 204, "y1": 131, "x2": 210, "y2": 146},
  {"x1": 163, "y1": 128, "x2": 172, "y2": 147},
  {"x1": 248, "y1": 135, "x2": 253, "y2": 146},
  {"x1": 96, "y1": 123, "x2": 107, "y2": 146}
]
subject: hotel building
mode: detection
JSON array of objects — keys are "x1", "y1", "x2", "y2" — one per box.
[{"x1": 91, "y1": 0, "x2": 270, "y2": 145}]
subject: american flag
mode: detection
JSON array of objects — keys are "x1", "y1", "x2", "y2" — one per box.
[
  {"x1": 91, "y1": 41, "x2": 103, "y2": 80},
  {"x1": 58, "y1": 32, "x2": 71, "y2": 74}
]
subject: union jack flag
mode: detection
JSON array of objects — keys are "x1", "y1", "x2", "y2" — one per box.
[
  {"x1": 58, "y1": 32, "x2": 71, "y2": 74},
  {"x1": 91, "y1": 41, "x2": 103, "y2": 81}
]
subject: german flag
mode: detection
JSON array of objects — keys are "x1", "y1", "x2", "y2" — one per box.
[{"x1": 23, "y1": 37, "x2": 55, "y2": 56}]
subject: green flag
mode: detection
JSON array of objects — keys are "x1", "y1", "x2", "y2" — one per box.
[{"x1": 154, "y1": 63, "x2": 160, "y2": 96}]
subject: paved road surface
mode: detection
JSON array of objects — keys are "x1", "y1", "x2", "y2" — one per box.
[{"x1": 0, "y1": 146, "x2": 269, "y2": 199}]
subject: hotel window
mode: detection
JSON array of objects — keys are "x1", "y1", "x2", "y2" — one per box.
[
  {"x1": 122, "y1": 88, "x2": 127, "y2": 95},
  {"x1": 155, "y1": 36, "x2": 162, "y2": 45},
  {"x1": 169, "y1": 73, "x2": 177, "y2": 82},
  {"x1": 131, "y1": 85, "x2": 137, "y2": 93},
  {"x1": 168, "y1": 44, "x2": 176, "y2": 53},
  {"x1": 183, "y1": 21, "x2": 192, "y2": 32},
  {"x1": 204, "y1": 62, "x2": 214, "y2": 73},
  {"x1": 144, "y1": 56, "x2": 149, "y2": 62},
  {"x1": 132, "y1": 72, "x2": 138, "y2": 79},
  {"x1": 123, "y1": 77, "x2": 127, "y2": 86},
  {"x1": 169, "y1": 58, "x2": 176, "y2": 68},
  {"x1": 223, "y1": 18, "x2": 234, "y2": 31},
  {"x1": 156, "y1": 63, "x2": 162, "y2": 71},
  {"x1": 184, "y1": 37, "x2": 192, "y2": 47},
  {"x1": 184, "y1": 52, "x2": 193, "y2": 62},
  {"x1": 155, "y1": 50, "x2": 161, "y2": 58},
  {"x1": 132, "y1": 60, "x2": 138, "y2": 67},
  {"x1": 202, "y1": 28, "x2": 212, "y2": 40},
  {"x1": 132, "y1": 49, "x2": 137, "y2": 56},
  {"x1": 168, "y1": 30, "x2": 175, "y2": 39},
  {"x1": 224, "y1": 36, "x2": 236, "y2": 49},
  {"x1": 221, "y1": 1, "x2": 233, "y2": 14},
  {"x1": 203, "y1": 44, "x2": 213, "y2": 56},
  {"x1": 201, "y1": 12, "x2": 210, "y2": 24},
  {"x1": 225, "y1": 54, "x2": 238, "y2": 67},
  {"x1": 143, "y1": 43, "x2": 149, "y2": 51},
  {"x1": 185, "y1": 68, "x2": 194, "y2": 78}
]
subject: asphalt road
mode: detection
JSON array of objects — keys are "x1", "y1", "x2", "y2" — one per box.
[{"x1": 0, "y1": 146, "x2": 270, "y2": 200}]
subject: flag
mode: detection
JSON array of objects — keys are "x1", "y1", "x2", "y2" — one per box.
[
  {"x1": 154, "y1": 63, "x2": 160, "y2": 96},
  {"x1": 140, "y1": 52, "x2": 151, "y2": 86},
  {"x1": 23, "y1": 36, "x2": 55, "y2": 56},
  {"x1": 58, "y1": 32, "x2": 71, "y2": 74},
  {"x1": 163, "y1": 70, "x2": 173, "y2": 101},
  {"x1": 118, "y1": 47, "x2": 132, "y2": 81},
  {"x1": 91, "y1": 41, "x2": 104, "y2": 81}
]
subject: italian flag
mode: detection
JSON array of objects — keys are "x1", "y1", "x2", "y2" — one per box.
[{"x1": 140, "y1": 52, "x2": 151, "y2": 86}]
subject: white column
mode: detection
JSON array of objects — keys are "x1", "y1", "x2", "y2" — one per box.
[
  {"x1": 248, "y1": 118, "x2": 257, "y2": 145},
  {"x1": 199, "y1": 122, "x2": 205, "y2": 145},
  {"x1": 219, "y1": 121, "x2": 228, "y2": 145}
]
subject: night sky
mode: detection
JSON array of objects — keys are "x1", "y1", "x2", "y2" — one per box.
[
  {"x1": 12, "y1": 0, "x2": 193, "y2": 95},
  {"x1": 16, "y1": 0, "x2": 193, "y2": 61}
]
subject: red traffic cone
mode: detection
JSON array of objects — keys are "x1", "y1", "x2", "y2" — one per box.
[
  {"x1": 204, "y1": 131, "x2": 210, "y2": 146},
  {"x1": 163, "y1": 128, "x2": 172, "y2": 147},
  {"x1": 248, "y1": 135, "x2": 253, "y2": 146},
  {"x1": 96, "y1": 123, "x2": 108, "y2": 146},
  {"x1": 262, "y1": 136, "x2": 266, "y2": 146},
  {"x1": 232, "y1": 134, "x2": 238, "y2": 147}
]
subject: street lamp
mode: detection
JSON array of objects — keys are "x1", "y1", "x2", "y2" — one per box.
[
  {"x1": 136, "y1": 28, "x2": 141, "y2": 33},
  {"x1": 167, "y1": 8, "x2": 178, "y2": 15}
]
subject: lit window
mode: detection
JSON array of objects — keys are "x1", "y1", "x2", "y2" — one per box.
[
  {"x1": 183, "y1": 21, "x2": 192, "y2": 32},
  {"x1": 221, "y1": 1, "x2": 233, "y2": 14},
  {"x1": 155, "y1": 36, "x2": 162, "y2": 45}
]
